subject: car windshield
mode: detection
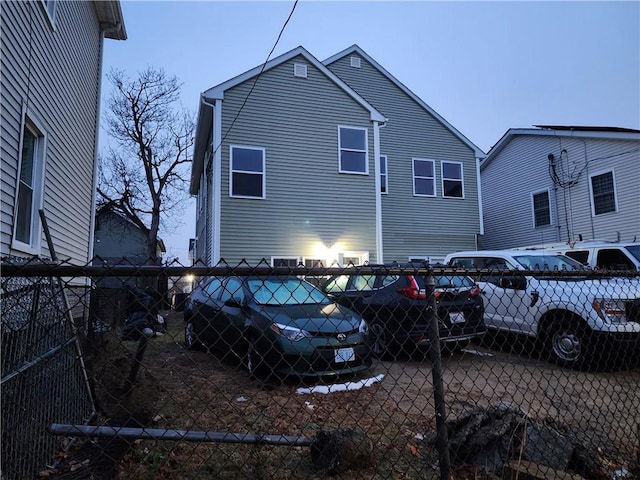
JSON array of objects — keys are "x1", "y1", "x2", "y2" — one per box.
[
  {"x1": 625, "y1": 245, "x2": 640, "y2": 262},
  {"x1": 512, "y1": 254, "x2": 585, "y2": 271},
  {"x1": 246, "y1": 278, "x2": 332, "y2": 305}
]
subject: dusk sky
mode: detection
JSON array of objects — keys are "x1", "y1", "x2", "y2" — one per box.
[{"x1": 100, "y1": 1, "x2": 640, "y2": 263}]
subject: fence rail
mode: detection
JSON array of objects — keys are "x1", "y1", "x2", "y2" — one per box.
[{"x1": 1, "y1": 259, "x2": 639, "y2": 480}]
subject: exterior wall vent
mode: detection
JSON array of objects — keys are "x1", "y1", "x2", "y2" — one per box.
[
  {"x1": 350, "y1": 56, "x2": 361, "y2": 68},
  {"x1": 293, "y1": 63, "x2": 308, "y2": 78}
]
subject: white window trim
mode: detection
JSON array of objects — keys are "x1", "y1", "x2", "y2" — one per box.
[
  {"x1": 39, "y1": 0, "x2": 57, "y2": 28},
  {"x1": 380, "y1": 155, "x2": 388, "y2": 194},
  {"x1": 338, "y1": 251, "x2": 369, "y2": 267},
  {"x1": 412, "y1": 158, "x2": 436, "y2": 197},
  {"x1": 302, "y1": 257, "x2": 325, "y2": 268},
  {"x1": 271, "y1": 256, "x2": 301, "y2": 268},
  {"x1": 531, "y1": 188, "x2": 552, "y2": 228},
  {"x1": 588, "y1": 169, "x2": 618, "y2": 217},
  {"x1": 229, "y1": 145, "x2": 266, "y2": 199},
  {"x1": 12, "y1": 111, "x2": 47, "y2": 255},
  {"x1": 337, "y1": 125, "x2": 369, "y2": 175},
  {"x1": 350, "y1": 56, "x2": 361, "y2": 68},
  {"x1": 441, "y1": 160, "x2": 465, "y2": 199}
]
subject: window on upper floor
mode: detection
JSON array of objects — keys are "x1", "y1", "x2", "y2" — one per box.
[
  {"x1": 589, "y1": 170, "x2": 617, "y2": 216},
  {"x1": 40, "y1": 0, "x2": 57, "y2": 27},
  {"x1": 412, "y1": 158, "x2": 435, "y2": 197},
  {"x1": 441, "y1": 161, "x2": 464, "y2": 198},
  {"x1": 230, "y1": 145, "x2": 265, "y2": 199},
  {"x1": 532, "y1": 189, "x2": 551, "y2": 227},
  {"x1": 380, "y1": 155, "x2": 387, "y2": 194},
  {"x1": 338, "y1": 126, "x2": 368, "y2": 174},
  {"x1": 12, "y1": 116, "x2": 46, "y2": 254}
]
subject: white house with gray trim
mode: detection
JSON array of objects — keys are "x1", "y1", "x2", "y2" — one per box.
[
  {"x1": 0, "y1": 0, "x2": 126, "y2": 263},
  {"x1": 191, "y1": 45, "x2": 485, "y2": 267},
  {"x1": 479, "y1": 126, "x2": 640, "y2": 249}
]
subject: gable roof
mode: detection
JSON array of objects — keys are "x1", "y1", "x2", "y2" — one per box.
[
  {"x1": 191, "y1": 46, "x2": 386, "y2": 192},
  {"x1": 481, "y1": 125, "x2": 640, "y2": 171},
  {"x1": 323, "y1": 44, "x2": 485, "y2": 159}
]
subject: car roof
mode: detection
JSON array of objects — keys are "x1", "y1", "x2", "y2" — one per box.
[{"x1": 445, "y1": 250, "x2": 567, "y2": 258}]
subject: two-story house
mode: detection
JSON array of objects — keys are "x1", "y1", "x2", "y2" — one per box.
[
  {"x1": 480, "y1": 126, "x2": 640, "y2": 249},
  {"x1": 190, "y1": 45, "x2": 485, "y2": 267},
  {"x1": 0, "y1": 0, "x2": 126, "y2": 264}
]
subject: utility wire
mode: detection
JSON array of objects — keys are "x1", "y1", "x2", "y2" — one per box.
[{"x1": 211, "y1": 0, "x2": 299, "y2": 157}]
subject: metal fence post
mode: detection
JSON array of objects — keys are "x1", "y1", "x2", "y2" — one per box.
[{"x1": 424, "y1": 270, "x2": 451, "y2": 480}]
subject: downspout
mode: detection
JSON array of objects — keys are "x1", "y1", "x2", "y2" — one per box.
[
  {"x1": 475, "y1": 155, "x2": 484, "y2": 248},
  {"x1": 201, "y1": 97, "x2": 222, "y2": 265},
  {"x1": 88, "y1": 30, "x2": 107, "y2": 263},
  {"x1": 373, "y1": 121, "x2": 384, "y2": 263}
]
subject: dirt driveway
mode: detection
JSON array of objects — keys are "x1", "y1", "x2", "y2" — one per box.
[{"x1": 89, "y1": 312, "x2": 640, "y2": 479}]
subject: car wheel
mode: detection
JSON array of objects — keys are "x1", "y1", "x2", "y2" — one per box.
[
  {"x1": 184, "y1": 321, "x2": 202, "y2": 350},
  {"x1": 370, "y1": 322, "x2": 390, "y2": 359},
  {"x1": 545, "y1": 317, "x2": 592, "y2": 369},
  {"x1": 246, "y1": 336, "x2": 270, "y2": 380}
]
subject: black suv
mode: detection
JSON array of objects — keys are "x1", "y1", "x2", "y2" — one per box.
[{"x1": 321, "y1": 265, "x2": 485, "y2": 358}]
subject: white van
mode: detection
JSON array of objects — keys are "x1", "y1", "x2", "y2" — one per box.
[{"x1": 512, "y1": 241, "x2": 640, "y2": 271}]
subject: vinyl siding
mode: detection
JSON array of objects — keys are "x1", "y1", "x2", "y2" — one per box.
[
  {"x1": 481, "y1": 134, "x2": 640, "y2": 249},
  {"x1": 0, "y1": 0, "x2": 103, "y2": 263},
  {"x1": 217, "y1": 55, "x2": 377, "y2": 265},
  {"x1": 326, "y1": 54, "x2": 481, "y2": 261}
]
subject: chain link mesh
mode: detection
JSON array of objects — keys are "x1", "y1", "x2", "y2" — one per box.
[{"x1": 1, "y1": 258, "x2": 639, "y2": 479}]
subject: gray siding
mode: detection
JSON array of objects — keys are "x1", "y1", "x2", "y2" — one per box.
[
  {"x1": 1, "y1": 0, "x2": 103, "y2": 263},
  {"x1": 326, "y1": 54, "x2": 481, "y2": 261},
  {"x1": 481, "y1": 135, "x2": 640, "y2": 249},
  {"x1": 217, "y1": 55, "x2": 377, "y2": 265}
]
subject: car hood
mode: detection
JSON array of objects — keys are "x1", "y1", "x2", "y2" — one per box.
[{"x1": 256, "y1": 303, "x2": 361, "y2": 333}]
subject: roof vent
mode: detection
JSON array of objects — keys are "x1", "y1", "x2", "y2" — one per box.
[
  {"x1": 350, "y1": 56, "x2": 361, "y2": 68},
  {"x1": 293, "y1": 63, "x2": 308, "y2": 78}
]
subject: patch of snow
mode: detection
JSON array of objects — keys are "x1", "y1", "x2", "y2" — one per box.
[{"x1": 296, "y1": 374, "x2": 385, "y2": 395}]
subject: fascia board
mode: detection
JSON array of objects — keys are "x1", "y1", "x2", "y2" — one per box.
[
  {"x1": 325, "y1": 45, "x2": 485, "y2": 158},
  {"x1": 481, "y1": 128, "x2": 640, "y2": 171},
  {"x1": 202, "y1": 46, "x2": 386, "y2": 122},
  {"x1": 191, "y1": 97, "x2": 212, "y2": 194},
  {"x1": 94, "y1": 1, "x2": 127, "y2": 40}
]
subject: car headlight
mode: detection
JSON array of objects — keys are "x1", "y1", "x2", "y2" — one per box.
[
  {"x1": 592, "y1": 299, "x2": 627, "y2": 324},
  {"x1": 270, "y1": 323, "x2": 311, "y2": 342},
  {"x1": 358, "y1": 318, "x2": 369, "y2": 335}
]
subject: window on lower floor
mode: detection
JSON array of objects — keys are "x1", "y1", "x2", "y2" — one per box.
[
  {"x1": 271, "y1": 257, "x2": 300, "y2": 268},
  {"x1": 589, "y1": 170, "x2": 617, "y2": 215},
  {"x1": 13, "y1": 117, "x2": 46, "y2": 252},
  {"x1": 412, "y1": 158, "x2": 435, "y2": 197},
  {"x1": 230, "y1": 145, "x2": 265, "y2": 199},
  {"x1": 532, "y1": 190, "x2": 551, "y2": 227},
  {"x1": 380, "y1": 155, "x2": 387, "y2": 194},
  {"x1": 338, "y1": 126, "x2": 368, "y2": 174},
  {"x1": 441, "y1": 161, "x2": 464, "y2": 198}
]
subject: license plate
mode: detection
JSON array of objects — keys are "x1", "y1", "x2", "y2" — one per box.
[
  {"x1": 450, "y1": 312, "x2": 466, "y2": 324},
  {"x1": 335, "y1": 347, "x2": 355, "y2": 363}
]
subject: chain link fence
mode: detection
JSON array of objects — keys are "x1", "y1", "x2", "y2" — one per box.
[{"x1": 1, "y1": 259, "x2": 639, "y2": 480}]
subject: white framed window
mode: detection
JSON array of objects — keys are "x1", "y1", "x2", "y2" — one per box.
[
  {"x1": 271, "y1": 257, "x2": 300, "y2": 268},
  {"x1": 338, "y1": 126, "x2": 368, "y2": 174},
  {"x1": 380, "y1": 155, "x2": 388, "y2": 194},
  {"x1": 293, "y1": 63, "x2": 308, "y2": 78},
  {"x1": 350, "y1": 56, "x2": 361, "y2": 68},
  {"x1": 40, "y1": 0, "x2": 56, "y2": 27},
  {"x1": 229, "y1": 145, "x2": 265, "y2": 199},
  {"x1": 412, "y1": 158, "x2": 435, "y2": 197},
  {"x1": 303, "y1": 258, "x2": 325, "y2": 268},
  {"x1": 12, "y1": 115, "x2": 46, "y2": 253},
  {"x1": 531, "y1": 189, "x2": 552, "y2": 228},
  {"x1": 441, "y1": 161, "x2": 464, "y2": 198},
  {"x1": 338, "y1": 251, "x2": 369, "y2": 267},
  {"x1": 589, "y1": 170, "x2": 617, "y2": 216}
]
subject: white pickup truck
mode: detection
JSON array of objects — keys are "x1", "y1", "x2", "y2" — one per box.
[{"x1": 444, "y1": 250, "x2": 640, "y2": 369}]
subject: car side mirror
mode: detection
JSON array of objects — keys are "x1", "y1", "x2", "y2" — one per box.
[
  {"x1": 498, "y1": 276, "x2": 527, "y2": 290},
  {"x1": 224, "y1": 298, "x2": 244, "y2": 308}
]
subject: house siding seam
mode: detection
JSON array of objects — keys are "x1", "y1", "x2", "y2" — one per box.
[
  {"x1": 481, "y1": 135, "x2": 640, "y2": 249},
  {"x1": 215, "y1": 56, "x2": 377, "y2": 265},
  {"x1": 325, "y1": 53, "x2": 480, "y2": 262},
  {"x1": 1, "y1": 0, "x2": 103, "y2": 263}
]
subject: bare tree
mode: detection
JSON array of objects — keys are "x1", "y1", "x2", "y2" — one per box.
[{"x1": 97, "y1": 67, "x2": 194, "y2": 263}]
